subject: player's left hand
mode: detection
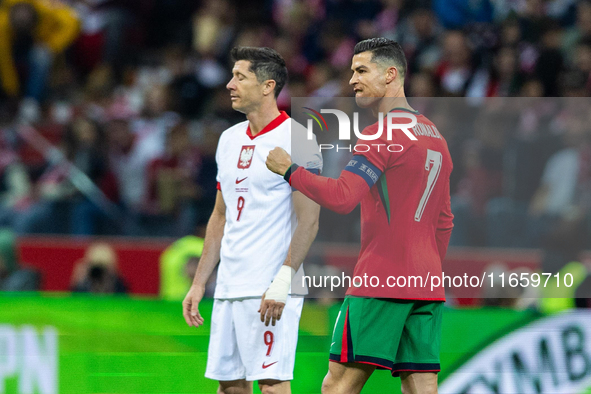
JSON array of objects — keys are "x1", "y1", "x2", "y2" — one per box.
[
  {"x1": 259, "y1": 291, "x2": 285, "y2": 327},
  {"x1": 266, "y1": 147, "x2": 292, "y2": 176}
]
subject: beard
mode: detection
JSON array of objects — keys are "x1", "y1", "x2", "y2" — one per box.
[{"x1": 355, "y1": 95, "x2": 381, "y2": 108}]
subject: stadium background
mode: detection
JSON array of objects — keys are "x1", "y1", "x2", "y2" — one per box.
[{"x1": 1, "y1": 0, "x2": 591, "y2": 393}]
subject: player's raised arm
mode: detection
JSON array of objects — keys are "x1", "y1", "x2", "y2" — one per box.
[
  {"x1": 182, "y1": 190, "x2": 226, "y2": 328},
  {"x1": 266, "y1": 147, "x2": 377, "y2": 214},
  {"x1": 259, "y1": 191, "x2": 320, "y2": 326}
]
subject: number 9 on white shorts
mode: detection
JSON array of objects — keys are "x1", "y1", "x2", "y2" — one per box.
[{"x1": 205, "y1": 296, "x2": 304, "y2": 382}]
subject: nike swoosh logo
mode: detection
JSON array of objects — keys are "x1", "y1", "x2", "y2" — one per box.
[
  {"x1": 236, "y1": 177, "x2": 248, "y2": 184},
  {"x1": 331, "y1": 342, "x2": 335, "y2": 347},
  {"x1": 262, "y1": 361, "x2": 278, "y2": 369}
]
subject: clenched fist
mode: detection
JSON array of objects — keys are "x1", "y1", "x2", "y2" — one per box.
[{"x1": 266, "y1": 147, "x2": 292, "y2": 176}]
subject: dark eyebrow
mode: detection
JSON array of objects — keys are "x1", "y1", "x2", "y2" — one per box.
[{"x1": 352, "y1": 65, "x2": 368, "y2": 72}]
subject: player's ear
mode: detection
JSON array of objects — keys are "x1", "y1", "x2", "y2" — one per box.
[
  {"x1": 263, "y1": 79, "x2": 277, "y2": 96},
  {"x1": 385, "y1": 66, "x2": 397, "y2": 84}
]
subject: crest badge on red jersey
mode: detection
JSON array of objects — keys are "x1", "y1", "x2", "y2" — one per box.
[{"x1": 237, "y1": 145, "x2": 255, "y2": 169}]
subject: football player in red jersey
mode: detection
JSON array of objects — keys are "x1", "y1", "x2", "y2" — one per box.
[{"x1": 266, "y1": 38, "x2": 454, "y2": 394}]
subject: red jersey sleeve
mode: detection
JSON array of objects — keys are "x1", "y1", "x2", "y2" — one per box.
[
  {"x1": 289, "y1": 166, "x2": 370, "y2": 214},
  {"x1": 353, "y1": 123, "x2": 390, "y2": 171}
]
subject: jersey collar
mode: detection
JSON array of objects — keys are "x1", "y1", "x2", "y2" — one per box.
[
  {"x1": 389, "y1": 107, "x2": 420, "y2": 115},
  {"x1": 246, "y1": 111, "x2": 290, "y2": 140}
]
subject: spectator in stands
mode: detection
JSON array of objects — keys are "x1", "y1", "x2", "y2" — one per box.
[
  {"x1": 435, "y1": 30, "x2": 475, "y2": 96},
  {"x1": 451, "y1": 110, "x2": 507, "y2": 246},
  {"x1": 273, "y1": 34, "x2": 308, "y2": 79},
  {"x1": 563, "y1": 0, "x2": 591, "y2": 65},
  {"x1": 106, "y1": 112, "x2": 162, "y2": 235},
  {"x1": 0, "y1": 228, "x2": 39, "y2": 291},
  {"x1": 145, "y1": 122, "x2": 201, "y2": 236},
  {"x1": 517, "y1": 0, "x2": 551, "y2": 44},
  {"x1": 14, "y1": 114, "x2": 116, "y2": 235},
  {"x1": 64, "y1": 115, "x2": 115, "y2": 235},
  {"x1": 395, "y1": 7, "x2": 442, "y2": 74},
  {"x1": 71, "y1": 242, "x2": 127, "y2": 294},
  {"x1": 188, "y1": 0, "x2": 235, "y2": 117},
  {"x1": 0, "y1": 134, "x2": 31, "y2": 227},
  {"x1": 191, "y1": 119, "x2": 223, "y2": 232},
  {"x1": 12, "y1": 143, "x2": 74, "y2": 234},
  {"x1": 0, "y1": 1, "x2": 79, "y2": 103},
  {"x1": 192, "y1": 0, "x2": 236, "y2": 61},
  {"x1": 484, "y1": 96, "x2": 563, "y2": 247},
  {"x1": 70, "y1": 0, "x2": 137, "y2": 75},
  {"x1": 526, "y1": 110, "x2": 591, "y2": 247},
  {"x1": 560, "y1": 69, "x2": 591, "y2": 97},
  {"x1": 500, "y1": 16, "x2": 522, "y2": 47},
  {"x1": 485, "y1": 106, "x2": 591, "y2": 249},
  {"x1": 467, "y1": 46, "x2": 522, "y2": 97},
  {"x1": 535, "y1": 23, "x2": 565, "y2": 96},
  {"x1": 308, "y1": 62, "x2": 341, "y2": 98},
  {"x1": 132, "y1": 85, "x2": 179, "y2": 157},
  {"x1": 373, "y1": 0, "x2": 402, "y2": 38},
  {"x1": 160, "y1": 235, "x2": 206, "y2": 301},
  {"x1": 519, "y1": 77, "x2": 545, "y2": 97},
  {"x1": 433, "y1": 0, "x2": 493, "y2": 29},
  {"x1": 167, "y1": 48, "x2": 211, "y2": 119},
  {"x1": 570, "y1": 38, "x2": 591, "y2": 91},
  {"x1": 409, "y1": 72, "x2": 438, "y2": 97}
]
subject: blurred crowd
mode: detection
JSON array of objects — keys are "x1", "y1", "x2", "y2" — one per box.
[
  {"x1": 0, "y1": 0, "x2": 591, "y2": 243},
  {"x1": 432, "y1": 98, "x2": 591, "y2": 305}
]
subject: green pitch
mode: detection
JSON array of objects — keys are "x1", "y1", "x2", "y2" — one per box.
[{"x1": 0, "y1": 294, "x2": 537, "y2": 394}]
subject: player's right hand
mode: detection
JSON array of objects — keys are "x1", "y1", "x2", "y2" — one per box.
[
  {"x1": 182, "y1": 285, "x2": 205, "y2": 327},
  {"x1": 266, "y1": 147, "x2": 292, "y2": 176}
]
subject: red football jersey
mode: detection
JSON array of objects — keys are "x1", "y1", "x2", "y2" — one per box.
[{"x1": 347, "y1": 108, "x2": 453, "y2": 299}]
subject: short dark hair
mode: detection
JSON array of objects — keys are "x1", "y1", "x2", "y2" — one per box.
[
  {"x1": 231, "y1": 47, "x2": 288, "y2": 98},
  {"x1": 354, "y1": 38, "x2": 407, "y2": 79}
]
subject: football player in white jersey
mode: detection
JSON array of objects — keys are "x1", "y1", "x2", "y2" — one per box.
[{"x1": 182, "y1": 47, "x2": 322, "y2": 394}]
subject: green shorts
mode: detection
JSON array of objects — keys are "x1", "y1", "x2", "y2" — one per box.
[{"x1": 329, "y1": 296, "x2": 443, "y2": 377}]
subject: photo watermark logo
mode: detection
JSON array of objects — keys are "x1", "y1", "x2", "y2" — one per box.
[{"x1": 303, "y1": 108, "x2": 429, "y2": 152}]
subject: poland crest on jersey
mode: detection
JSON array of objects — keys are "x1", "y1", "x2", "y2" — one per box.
[{"x1": 237, "y1": 145, "x2": 255, "y2": 169}]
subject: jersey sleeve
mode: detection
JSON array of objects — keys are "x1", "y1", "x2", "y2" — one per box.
[
  {"x1": 287, "y1": 154, "x2": 382, "y2": 212},
  {"x1": 215, "y1": 133, "x2": 224, "y2": 191},
  {"x1": 354, "y1": 144, "x2": 389, "y2": 173},
  {"x1": 291, "y1": 121, "x2": 323, "y2": 175},
  {"x1": 288, "y1": 165, "x2": 370, "y2": 214},
  {"x1": 343, "y1": 155, "x2": 382, "y2": 188}
]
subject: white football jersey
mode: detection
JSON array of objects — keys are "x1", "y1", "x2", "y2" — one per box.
[{"x1": 214, "y1": 112, "x2": 322, "y2": 299}]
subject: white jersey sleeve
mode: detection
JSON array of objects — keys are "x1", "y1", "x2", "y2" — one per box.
[
  {"x1": 290, "y1": 120, "x2": 323, "y2": 173},
  {"x1": 287, "y1": 120, "x2": 323, "y2": 295},
  {"x1": 215, "y1": 131, "x2": 225, "y2": 186}
]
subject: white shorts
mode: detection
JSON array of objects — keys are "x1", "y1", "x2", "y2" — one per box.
[{"x1": 205, "y1": 296, "x2": 304, "y2": 382}]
